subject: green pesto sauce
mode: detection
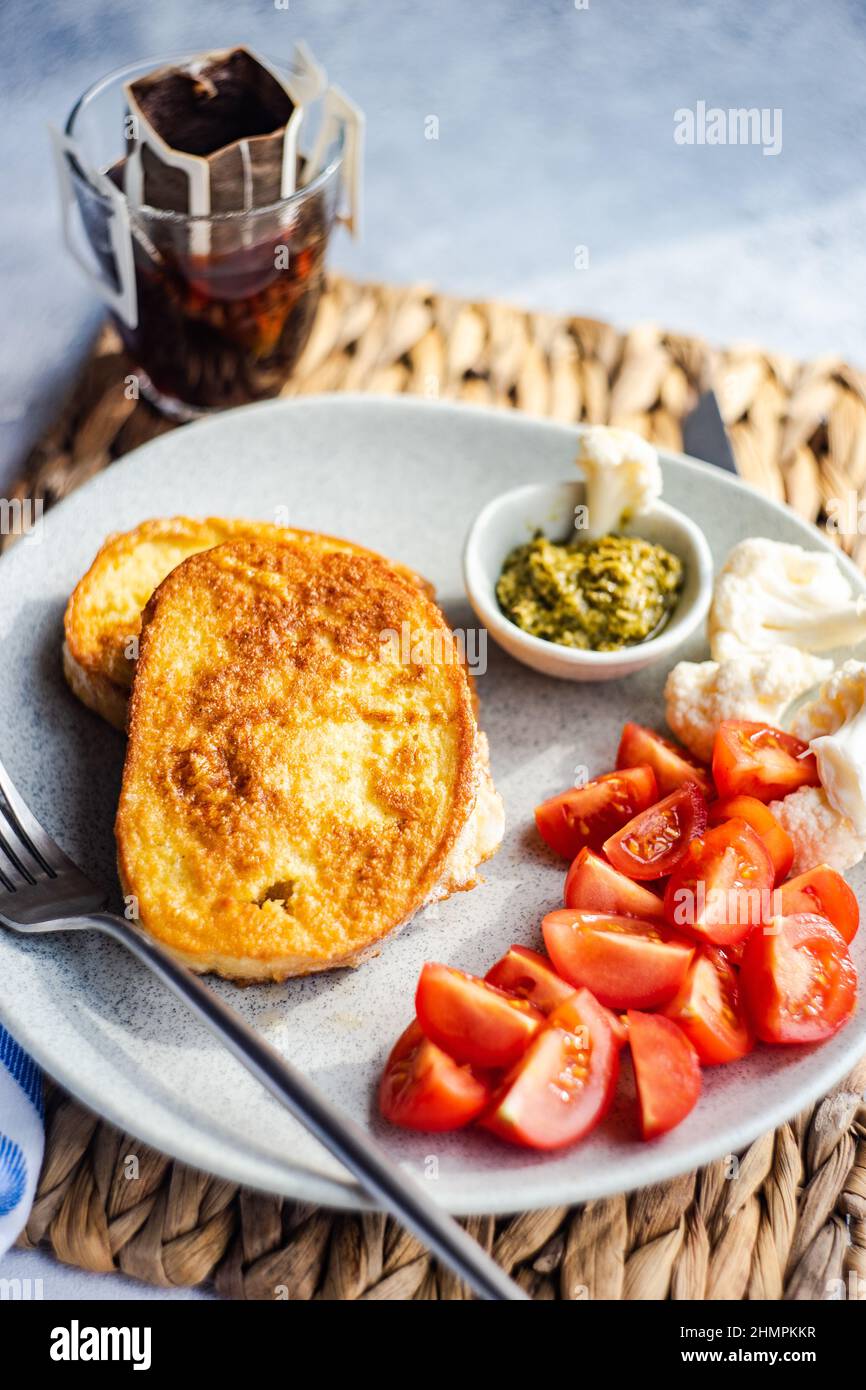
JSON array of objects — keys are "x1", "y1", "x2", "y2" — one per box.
[{"x1": 496, "y1": 531, "x2": 684, "y2": 651}]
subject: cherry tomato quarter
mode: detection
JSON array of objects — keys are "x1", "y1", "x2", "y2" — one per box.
[
  {"x1": 564, "y1": 847, "x2": 666, "y2": 919},
  {"x1": 663, "y1": 818, "x2": 775, "y2": 946},
  {"x1": 535, "y1": 766, "x2": 658, "y2": 859},
  {"x1": 483, "y1": 988, "x2": 619, "y2": 1150},
  {"x1": 485, "y1": 945, "x2": 576, "y2": 1014},
  {"x1": 708, "y1": 794, "x2": 794, "y2": 883},
  {"x1": 415, "y1": 964, "x2": 543, "y2": 1069},
  {"x1": 542, "y1": 908, "x2": 694, "y2": 1010},
  {"x1": 617, "y1": 721, "x2": 713, "y2": 798},
  {"x1": 379, "y1": 1021, "x2": 490, "y2": 1131},
  {"x1": 740, "y1": 913, "x2": 857, "y2": 1045},
  {"x1": 778, "y1": 865, "x2": 859, "y2": 944},
  {"x1": 662, "y1": 948, "x2": 754, "y2": 1064},
  {"x1": 712, "y1": 720, "x2": 820, "y2": 803},
  {"x1": 604, "y1": 782, "x2": 707, "y2": 881},
  {"x1": 628, "y1": 1010, "x2": 702, "y2": 1140}
]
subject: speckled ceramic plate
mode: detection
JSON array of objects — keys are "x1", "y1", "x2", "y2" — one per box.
[{"x1": 1, "y1": 396, "x2": 864, "y2": 1214}]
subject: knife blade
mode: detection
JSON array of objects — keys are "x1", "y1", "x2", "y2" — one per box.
[{"x1": 682, "y1": 390, "x2": 738, "y2": 474}]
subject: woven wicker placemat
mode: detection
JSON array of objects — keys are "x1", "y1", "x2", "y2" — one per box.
[{"x1": 9, "y1": 275, "x2": 866, "y2": 1300}]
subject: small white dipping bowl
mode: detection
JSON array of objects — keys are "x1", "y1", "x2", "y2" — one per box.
[{"x1": 463, "y1": 480, "x2": 713, "y2": 681}]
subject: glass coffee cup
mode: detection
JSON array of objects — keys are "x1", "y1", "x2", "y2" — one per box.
[{"x1": 55, "y1": 54, "x2": 354, "y2": 418}]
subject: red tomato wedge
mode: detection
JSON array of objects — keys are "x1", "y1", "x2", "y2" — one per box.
[
  {"x1": 712, "y1": 720, "x2": 820, "y2": 803},
  {"x1": 741, "y1": 913, "x2": 858, "y2": 1044},
  {"x1": 662, "y1": 948, "x2": 754, "y2": 1065},
  {"x1": 379, "y1": 1021, "x2": 490, "y2": 1131},
  {"x1": 535, "y1": 766, "x2": 658, "y2": 859},
  {"x1": 779, "y1": 865, "x2": 859, "y2": 944},
  {"x1": 708, "y1": 794, "x2": 794, "y2": 883},
  {"x1": 617, "y1": 721, "x2": 713, "y2": 798},
  {"x1": 415, "y1": 964, "x2": 543, "y2": 1069},
  {"x1": 603, "y1": 782, "x2": 707, "y2": 881},
  {"x1": 542, "y1": 909, "x2": 694, "y2": 1010},
  {"x1": 663, "y1": 817, "x2": 775, "y2": 946},
  {"x1": 551, "y1": 991, "x2": 629, "y2": 1048},
  {"x1": 716, "y1": 939, "x2": 746, "y2": 968},
  {"x1": 564, "y1": 847, "x2": 665, "y2": 919},
  {"x1": 628, "y1": 1010, "x2": 702, "y2": 1139},
  {"x1": 483, "y1": 988, "x2": 619, "y2": 1150},
  {"x1": 485, "y1": 945, "x2": 576, "y2": 1015}
]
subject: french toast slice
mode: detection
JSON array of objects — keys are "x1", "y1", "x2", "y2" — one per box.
[
  {"x1": 64, "y1": 517, "x2": 431, "y2": 730},
  {"x1": 116, "y1": 536, "x2": 503, "y2": 980}
]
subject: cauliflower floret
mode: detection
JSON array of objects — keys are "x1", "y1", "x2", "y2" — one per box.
[
  {"x1": 709, "y1": 537, "x2": 866, "y2": 661},
  {"x1": 664, "y1": 646, "x2": 833, "y2": 763},
  {"x1": 791, "y1": 659, "x2": 866, "y2": 834},
  {"x1": 576, "y1": 426, "x2": 662, "y2": 540},
  {"x1": 768, "y1": 785, "x2": 866, "y2": 876}
]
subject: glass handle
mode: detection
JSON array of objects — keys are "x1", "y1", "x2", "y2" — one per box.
[
  {"x1": 306, "y1": 85, "x2": 365, "y2": 239},
  {"x1": 49, "y1": 124, "x2": 139, "y2": 329}
]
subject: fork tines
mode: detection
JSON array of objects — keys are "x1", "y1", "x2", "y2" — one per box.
[{"x1": 0, "y1": 752, "x2": 68, "y2": 885}]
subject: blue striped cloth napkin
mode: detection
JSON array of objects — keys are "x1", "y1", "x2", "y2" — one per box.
[{"x1": 0, "y1": 1026, "x2": 43, "y2": 1257}]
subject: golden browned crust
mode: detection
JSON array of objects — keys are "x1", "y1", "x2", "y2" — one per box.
[
  {"x1": 62, "y1": 640, "x2": 129, "y2": 733},
  {"x1": 116, "y1": 537, "x2": 480, "y2": 980},
  {"x1": 63, "y1": 516, "x2": 434, "y2": 723}
]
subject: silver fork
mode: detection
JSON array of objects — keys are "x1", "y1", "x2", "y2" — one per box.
[{"x1": 0, "y1": 754, "x2": 526, "y2": 1302}]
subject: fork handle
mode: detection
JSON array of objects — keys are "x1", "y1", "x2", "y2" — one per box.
[{"x1": 89, "y1": 912, "x2": 527, "y2": 1302}]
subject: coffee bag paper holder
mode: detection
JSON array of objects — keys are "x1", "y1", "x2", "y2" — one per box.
[{"x1": 122, "y1": 43, "x2": 327, "y2": 257}]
